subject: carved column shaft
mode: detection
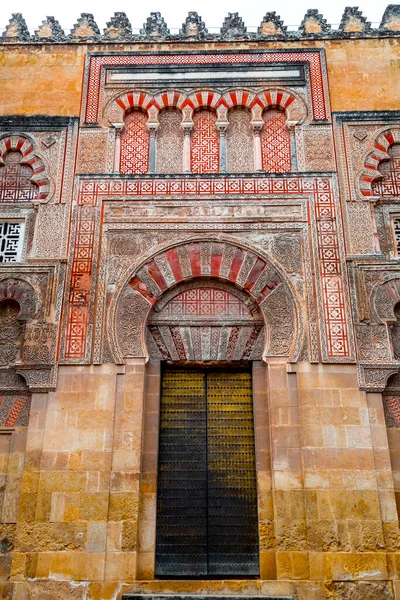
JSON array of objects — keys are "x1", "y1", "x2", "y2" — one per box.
[
  {"x1": 252, "y1": 124, "x2": 263, "y2": 172},
  {"x1": 218, "y1": 126, "x2": 227, "y2": 173},
  {"x1": 148, "y1": 127, "x2": 157, "y2": 174},
  {"x1": 182, "y1": 125, "x2": 192, "y2": 174},
  {"x1": 288, "y1": 125, "x2": 298, "y2": 171},
  {"x1": 113, "y1": 126, "x2": 122, "y2": 173}
]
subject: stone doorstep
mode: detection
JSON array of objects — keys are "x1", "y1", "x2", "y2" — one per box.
[{"x1": 122, "y1": 596, "x2": 294, "y2": 600}]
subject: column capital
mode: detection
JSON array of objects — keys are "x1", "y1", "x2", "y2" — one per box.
[
  {"x1": 251, "y1": 122, "x2": 263, "y2": 135},
  {"x1": 181, "y1": 123, "x2": 193, "y2": 135}
]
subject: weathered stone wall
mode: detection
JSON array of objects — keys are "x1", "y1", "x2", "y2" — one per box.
[{"x1": 0, "y1": 38, "x2": 400, "y2": 117}]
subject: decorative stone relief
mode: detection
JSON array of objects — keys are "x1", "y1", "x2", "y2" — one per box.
[
  {"x1": 0, "y1": 299, "x2": 24, "y2": 366},
  {"x1": 303, "y1": 128, "x2": 335, "y2": 171},
  {"x1": 358, "y1": 363, "x2": 400, "y2": 392},
  {"x1": 355, "y1": 324, "x2": 392, "y2": 362},
  {"x1": 147, "y1": 282, "x2": 265, "y2": 361},
  {"x1": 156, "y1": 110, "x2": 184, "y2": 174},
  {"x1": 1, "y1": 14, "x2": 30, "y2": 42},
  {"x1": 299, "y1": 9, "x2": 331, "y2": 35},
  {"x1": 70, "y1": 13, "x2": 100, "y2": 41},
  {"x1": 103, "y1": 12, "x2": 132, "y2": 41},
  {"x1": 109, "y1": 238, "x2": 301, "y2": 363},
  {"x1": 339, "y1": 7, "x2": 371, "y2": 33},
  {"x1": 140, "y1": 13, "x2": 170, "y2": 39},
  {"x1": 35, "y1": 204, "x2": 66, "y2": 258},
  {"x1": 116, "y1": 287, "x2": 151, "y2": 358},
  {"x1": 180, "y1": 12, "x2": 208, "y2": 39},
  {"x1": 0, "y1": 392, "x2": 31, "y2": 426},
  {"x1": 22, "y1": 324, "x2": 57, "y2": 364},
  {"x1": 258, "y1": 12, "x2": 287, "y2": 35},
  {"x1": 226, "y1": 108, "x2": 254, "y2": 173},
  {"x1": 346, "y1": 203, "x2": 375, "y2": 255},
  {"x1": 220, "y1": 13, "x2": 247, "y2": 38},
  {"x1": 76, "y1": 130, "x2": 109, "y2": 174},
  {"x1": 380, "y1": 5, "x2": 400, "y2": 31},
  {"x1": 34, "y1": 17, "x2": 66, "y2": 42},
  {"x1": 372, "y1": 278, "x2": 400, "y2": 323}
]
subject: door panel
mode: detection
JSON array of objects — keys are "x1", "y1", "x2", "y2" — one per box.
[
  {"x1": 155, "y1": 368, "x2": 259, "y2": 577},
  {"x1": 155, "y1": 370, "x2": 208, "y2": 576},
  {"x1": 207, "y1": 371, "x2": 259, "y2": 576}
]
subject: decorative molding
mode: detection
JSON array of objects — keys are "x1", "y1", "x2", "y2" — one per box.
[
  {"x1": 358, "y1": 362, "x2": 400, "y2": 392},
  {"x1": 85, "y1": 50, "x2": 328, "y2": 124}
]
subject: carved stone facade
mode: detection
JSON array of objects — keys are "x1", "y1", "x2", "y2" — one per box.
[{"x1": 1, "y1": 7, "x2": 400, "y2": 600}]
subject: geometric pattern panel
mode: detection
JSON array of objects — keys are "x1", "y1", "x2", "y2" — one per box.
[
  {"x1": 0, "y1": 151, "x2": 38, "y2": 202},
  {"x1": 373, "y1": 144, "x2": 400, "y2": 198},
  {"x1": 383, "y1": 395, "x2": 400, "y2": 428},
  {"x1": 158, "y1": 288, "x2": 252, "y2": 318},
  {"x1": 65, "y1": 197, "x2": 97, "y2": 360},
  {"x1": 314, "y1": 181, "x2": 349, "y2": 358},
  {"x1": 393, "y1": 217, "x2": 400, "y2": 257},
  {"x1": 226, "y1": 108, "x2": 254, "y2": 173},
  {"x1": 120, "y1": 110, "x2": 149, "y2": 174},
  {"x1": 191, "y1": 110, "x2": 219, "y2": 174},
  {"x1": 156, "y1": 109, "x2": 184, "y2": 174},
  {"x1": 0, "y1": 393, "x2": 31, "y2": 427},
  {"x1": 261, "y1": 110, "x2": 291, "y2": 173},
  {"x1": 0, "y1": 222, "x2": 23, "y2": 263}
]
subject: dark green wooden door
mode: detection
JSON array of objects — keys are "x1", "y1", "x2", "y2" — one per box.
[{"x1": 155, "y1": 368, "x2": 259, "y2": 577}]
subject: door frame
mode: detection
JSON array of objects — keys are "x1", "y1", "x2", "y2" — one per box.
[{"x1": 136, "y1": 360, "x2": 273, "y2": 580}]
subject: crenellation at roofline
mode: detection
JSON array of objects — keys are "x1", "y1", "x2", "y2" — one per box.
[{"x1": 1, "y1": 6, "x2": 400, "y2": 44}]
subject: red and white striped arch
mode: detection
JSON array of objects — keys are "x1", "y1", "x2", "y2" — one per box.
[
  {"x1": 358, "y1": 128, "x2": 400, "y2": 198},
  {"x1": 109, "y1": 236, "x2": 302, "y2": 364},
  {"x1": 106, "y1": 87, "x2": 307, "y2": 126},
  {"x1": 0, "y1": 135, "x2": 51, "y2": 201}
]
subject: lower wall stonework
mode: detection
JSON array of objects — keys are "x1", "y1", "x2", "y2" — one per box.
[{"x1": 2, "y1": 363, "x2": 400, "y2": 599}]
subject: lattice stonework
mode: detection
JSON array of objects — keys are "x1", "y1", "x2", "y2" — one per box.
[
  {"x1": 0, "y1": 151, "x2": 38, "y2": 202},
  {"x1": 393, "y1": 217, "x2": 400, "y2": 256},
  {"x1": 120, "y1": 110, "x2": 149, "y2": 174},
  {"x1": 261, "y1": 110, "x2": 291, "y2": 173},
  {"x1": 373, "y1": 144, "x2": 400, "y2": 197},
  {"x1": 226, "y1": 108, "x2": 254, "y2": 173},
  {"x1": 0, "y1": 223, "x2": 23, "y2": 263},
  {"x1": 161, "y1": 288, "x2": 251, "y2": 318},
  {"x1": 156, "y1": 110, "x2": 184, "y2": 174},
  {"x1": 191, "y1": 110, "x2": 219, "y2": 174}
]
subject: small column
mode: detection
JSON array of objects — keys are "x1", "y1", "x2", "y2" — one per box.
[
  {"x1": 113, "y1": 124, "x2": 123, "y2": 173},
  {"x1": 182, "y1": 125, "x2": 193, "y2": 174},
  {"x1": 217, "y1": 124, "x2": 228, "y2": 173},
  {"x1": 288, "y1": 123, "x2": 298, "y2": 171},
  {"x1": 147, "y1": 125, "x2": 157, "y2": 174},
  {"x1": 252, "y1": 123, "x2": 263, "y2": 173}
]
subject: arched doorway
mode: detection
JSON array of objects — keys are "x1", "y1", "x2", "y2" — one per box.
[{"x1": 147, "y1": 279, "x2": 262, "y2": 576}]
